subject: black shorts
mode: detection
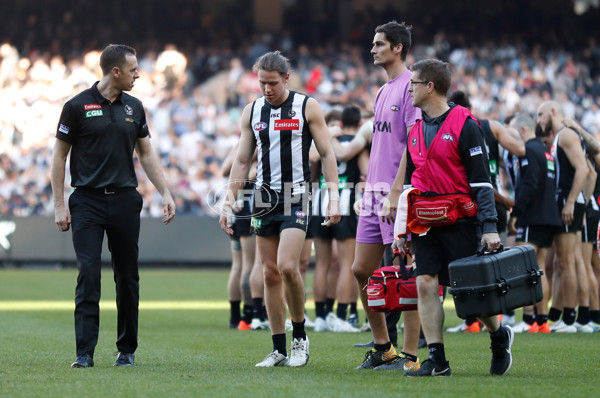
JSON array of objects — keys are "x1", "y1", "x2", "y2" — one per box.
[
  {"x1": 412, "y1": 222, "x2": 480, "y2": 286},
  {"x1": 305, "y1": 224, "x2": 315, "y2": 239},
  {"x1": 251, "y1": 186, "x2": 311, "y2": 237},
  {"x1": 306, "y1": 216, "x2": 321, "y2": 239},
  {"x1": 515, "y1": 225, "x2": 558, "y2": 248},
  {"x1": 557, "y1": 194, "x2": 586, "y2": 233},
  {"x1": 310, "y1": 215, "x2": 358, "y2": 240},
  {"x1": 232, "y1": 197, "x2": 253, "y2": 237},
  {"x1": 583, "y1": 206, "x2": 600, "y2": 244}
]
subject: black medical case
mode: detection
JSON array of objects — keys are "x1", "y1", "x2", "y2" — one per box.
[{"x1": 448, "y1": 245, "x2": 543, "y2": 319}]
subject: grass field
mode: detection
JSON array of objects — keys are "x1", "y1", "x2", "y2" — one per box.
[{"x1": 0, "y1": 268, "x2": 598, "y2": 398}]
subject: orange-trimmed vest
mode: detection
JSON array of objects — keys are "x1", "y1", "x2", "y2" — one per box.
[{"x1": 408, "y1": 106, "x2": 478, "y2": 195}]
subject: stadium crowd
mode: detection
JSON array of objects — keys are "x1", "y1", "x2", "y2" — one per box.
[{"x1": 1, "y1": 33, "x2": 600, "y2": 217}]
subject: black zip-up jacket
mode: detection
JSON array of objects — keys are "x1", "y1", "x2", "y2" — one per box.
[{"x1": 512, "y1": 137, "x2": 562, "y2": 227}]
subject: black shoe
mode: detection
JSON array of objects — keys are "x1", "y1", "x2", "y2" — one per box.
[
  {"x1": 353, "y1": 339, "x2": 374, "y2": 348},
  {"x1": 71, "y1": 354, "x2": 94, "y2": 368},
  {"x1": 355, "y1": 346, "x2": 397, "y2": 369},
  {"x1": 374, "y1": 353, "x2": 420, "y2": 371},
  {"x1": 114, "y1": 352, "x2": 135, "y2": 367},
  {"x1": 404, "y1": 358, "x2": 451, "y2": 377},
  {"x1": 490, "y1": 325, "x2": 514, "y2": 375}
]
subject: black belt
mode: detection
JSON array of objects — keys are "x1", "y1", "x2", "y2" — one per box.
[{"x1": 77, "y1": 186, "x2": 136, "y2": 195}]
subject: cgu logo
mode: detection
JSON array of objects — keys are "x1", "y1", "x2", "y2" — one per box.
[
  {"x1": 85, "y1": 110, "x2": 103, "y2": 118},
  {"x1": 274, "y1": 119, "x2": 300, "y2": 130},
  {"x1": 254, "y1": 122, "x2": 268, "y2": 131}
]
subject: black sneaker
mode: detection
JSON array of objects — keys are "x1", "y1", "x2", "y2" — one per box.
[
  {"x1": 490, "y1": 325, "x2": 514, "y2": 375},
  {"x1": 374, "y1": 353, "x2": 421, "y2": 371},
  {"x1": 355, "y1": 346, "x2": 397, "y2": 369},
  {"x1": 404, "y1": 358, "x2": 451, "y2": 377},
  {"x1": 114, "y1": 352, "x2": 135, "y2": 367},
  {"x1": 71, "y1": 353, "x2": 94, "y2": 368}
]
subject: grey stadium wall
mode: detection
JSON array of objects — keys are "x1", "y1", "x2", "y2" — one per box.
[{"x1": 0, "y1": 216, "x2": 232, "y2": 267}]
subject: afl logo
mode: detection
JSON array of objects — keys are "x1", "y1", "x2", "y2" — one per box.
[
  {"x1": 390, "y1": 105, "x2": 400, "y2": 112},
  {"x1": 254, "y1": 122, "x2": 268, "y2": 131},
  {"x1": 442, "y1": 133, "x2": 454, "y2": 142},
  {"x1": 295, "y1": 211, "x2": 306, "y2": 218}
]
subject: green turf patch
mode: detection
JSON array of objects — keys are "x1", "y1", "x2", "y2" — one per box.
[{"x1": 0, "y1": 269, "x2": 598, "y2": 397}]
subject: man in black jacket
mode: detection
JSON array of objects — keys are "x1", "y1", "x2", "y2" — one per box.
[{"x1": 508, "y1": 114, "x2": 562, "y2": 333}]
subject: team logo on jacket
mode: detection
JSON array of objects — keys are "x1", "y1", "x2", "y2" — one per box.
[
  {"x1": 469, "y1": 146, "x2": 483, "y2": 156},
  {"x1": 442, "y1": 133, "x2": 454, "y2": 142},
  {"x1": 254, "y1": 122, "x2": 268, "y2": 131},
  {"x1": 84, "y1": 104, "x2": 101, "y2": 110},
  {"x1": 274, "y1": 119, "x2": 300, "y2": 130},
  {"x1": 390, "y1": 105, "x2": 400, "y2": 112},
  {"x1": 412, "y1": 137, "x2": 417, "y2": 146},
  {"x1": 124, "y1": 105, "x2": 133, "y2": 115},
  {"x1": 288, "y1": 109, "x2": 296, "y2": 117}
]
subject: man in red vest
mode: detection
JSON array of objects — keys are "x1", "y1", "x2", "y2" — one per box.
[{"x1": 399, "y1": 59, "x2": 514, "y2": 377}]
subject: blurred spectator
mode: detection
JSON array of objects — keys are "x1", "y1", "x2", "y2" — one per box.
[{"x1": 1, "y1": 16, "x2": 600, "y2": 217}]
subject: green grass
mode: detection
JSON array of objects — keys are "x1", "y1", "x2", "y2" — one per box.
[{"x1": 0, "y1": 268, "x2": 598, "y2": 398}]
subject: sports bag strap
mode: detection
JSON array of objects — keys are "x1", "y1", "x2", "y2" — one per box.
[{"x1": 392, "y1": 253, "x2": 411, "y2": 280}]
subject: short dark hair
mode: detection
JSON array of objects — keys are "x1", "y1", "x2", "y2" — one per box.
[
  {"x1": 448, "y1": 90, "x2": 471, "y2": 110},
  {"x1": 411, "y1": 59, "x2": 451, "y2": 96},
  {"x1": 504, "y1": 114, "x2": 515, "y2": 125},
  {"x1": 99, "y1": 44, "x2": 136, "y2": 75},
  {"x1": 375, "y1": 21, "x2": 412, "y2": 61},
  {"x1": 324, "y1": 109, "x2": 342, "y2": 125},
  {"x1": 341, "y1": 106, "x2": 361, "y2": 128},
  {"x1": 252, "y1": 51, "x2": 291, "y2": 77}
]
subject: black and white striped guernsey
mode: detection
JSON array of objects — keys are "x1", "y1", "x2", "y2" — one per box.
[
  {"x1": 249, "y1": 91, "x2": 312, "y2": 191},
  {"x1": 551, "y1": 128, "x2": 586, "y2": 195}
]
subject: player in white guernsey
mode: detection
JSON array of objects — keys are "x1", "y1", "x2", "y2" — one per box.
[{"x1": 220, "y1": 51, "x2": 341, "y2": 367}]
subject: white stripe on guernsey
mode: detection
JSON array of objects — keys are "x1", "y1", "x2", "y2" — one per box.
[
  {"x1": 268, "y1": 106, "x2": 282, "y2": 190},
  {"x1": 291, "y1": 93, "x2": 307, "y2": 185},
  {"x1": 253, "y1": 98, "x2": 266, "y2": 188},
  {"x1": 552, "y1": 132, "x2": 561, "y2": 191},
  {"x1": 312, "y1": 188, "x2": 321, "y2": 215},
  {"x1": 469, "y1": 182, "x2": 493, "y2": 189}
]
